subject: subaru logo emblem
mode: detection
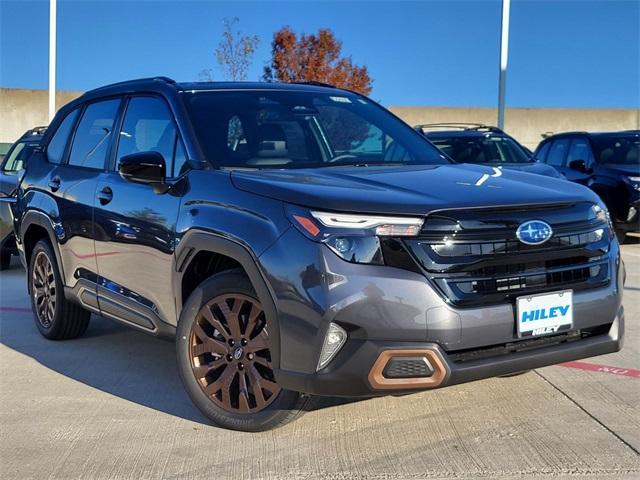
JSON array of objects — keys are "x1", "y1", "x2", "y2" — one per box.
[{"x1": 516, "y1": 220, "x2": 553, "y2": 245}]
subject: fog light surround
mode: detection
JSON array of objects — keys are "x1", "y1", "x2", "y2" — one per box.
[{"x1": 317, "y1": 322, "x2": 347, "y2": 371}]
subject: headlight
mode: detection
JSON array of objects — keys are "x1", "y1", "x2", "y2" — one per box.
[
  {"x1": 287, "y1": 206, "x2": 424, "y2": 264},
  {"x1": 592, "y1": 203, "x2": 614, "y2": 240}
]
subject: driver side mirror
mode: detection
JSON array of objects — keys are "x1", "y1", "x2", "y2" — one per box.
[
  {"x1": 568, "y1": 159, "x2": 590, "y2": 173},
  {"x1": 119, "y1": 151, "x2": 166, "y2": 185}
]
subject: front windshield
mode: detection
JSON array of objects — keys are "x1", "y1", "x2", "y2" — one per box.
[
  {"x1": 429, "y1": 135, "x2": 532, "y2": 164},
  {"x1": 591, "y1": 135, "x2": 639, "y2": 166},
  {"x1": 183, "y1": 90, "x2": 447, "y2": 168}
]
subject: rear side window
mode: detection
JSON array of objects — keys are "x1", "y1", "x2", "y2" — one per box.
[
  {"x1": 546, "y1": 139, "x2": 570, "y2": 166},
  {"x1": 47, "y1": 109, "x2": 79, "y2": 164},
  {"x1": 116, "y1": 96, "x2": 182, "y2": 177},
  {"x1": 68, "y1": 99, "x2": 120, "y2": 169},
  {"x1": 534, "y1": 142, "x2": 550, "y2": 162}
]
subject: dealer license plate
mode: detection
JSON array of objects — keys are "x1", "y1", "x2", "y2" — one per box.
[{"x1": 516, "y1": 290, "x2": 573, "y2": 338}]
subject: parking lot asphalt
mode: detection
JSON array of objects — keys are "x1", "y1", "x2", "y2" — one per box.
[{"x1": 1, "y1": 239, "x2": 639, "y2": 480}]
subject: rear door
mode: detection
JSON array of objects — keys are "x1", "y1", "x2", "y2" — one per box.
[
  {"x1": 48, "y1": 99, "x2": 121, "y2": 291},
  {"x1": 93, "y1": 95, "x2": 187, "y2": 329}
]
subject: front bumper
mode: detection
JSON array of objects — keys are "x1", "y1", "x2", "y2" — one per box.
[
  {"x1": 275, "y1": 307, "x2": 624, "y2": 397},
  {"x1": 259, "y1": 227, "x2": 625, "y2": 397}
]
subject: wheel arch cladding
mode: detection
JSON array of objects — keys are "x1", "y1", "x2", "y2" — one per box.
[
  {"x1": 21, "y1": 212, "x2": 66, "y2": 291},
  {"x1": 174, "y1": 231, "x2": 281, "y2": 369}
]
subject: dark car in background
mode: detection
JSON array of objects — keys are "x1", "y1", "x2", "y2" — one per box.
[
  {"x1": 534, "y1": 131, "x2": 640, "y2": 242},
  {"x1": 0, "y1": 126, "x2": 46, "y2": 195},
  {"x1": 416, "y1": 123, "x2": 561, "y2": 178},
  {"x1": 0, "y1": 126, "x2": 46, "y2": 269}
]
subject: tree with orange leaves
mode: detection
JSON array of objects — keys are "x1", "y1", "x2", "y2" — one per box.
[{"x1": 263, "y1": 27, "x2": 373, "y2": 95}]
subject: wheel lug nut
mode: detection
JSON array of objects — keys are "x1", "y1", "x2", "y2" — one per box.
[
  {"x1": 228, "y1": 339, "x2": 235, "y2": 346},
  {"x1": 241, "y1": 338, "x2": 248, "y2": 346},
  {"x1": 226, "y1": 354, "x2": 233, "y2": 362},
  {"x1": 247, "y1": 353, "x2": 254, "y2": 360},
  {"x1": 238, "y1": 363, "x2": 244, "y2": 370}
]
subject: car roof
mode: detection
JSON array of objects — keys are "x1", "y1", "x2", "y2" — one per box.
[
  {"x1": 71, "y1": 77, "x2": 346, "y2": 107},
  {"x1": 542, "y1": 130, "x2": 640, "y2": 141},
  {"x1": 423, "y1": 130, "x2": 508, "y2": 138}
]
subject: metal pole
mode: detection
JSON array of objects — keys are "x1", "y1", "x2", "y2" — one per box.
[
  {"x1": 497, "y1": 0, "x2": 510, "y2": 129},
  {"x1": 48, "y1": 0, "x2": 57, "y2": 122}
]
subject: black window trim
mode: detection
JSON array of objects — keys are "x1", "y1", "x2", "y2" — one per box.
[
  {"x1": 110, "y1": 93, "x2": 190, "y2": 180},
  {"x1": 63, "y1": 95, "x2": 124, "y2": 171}
]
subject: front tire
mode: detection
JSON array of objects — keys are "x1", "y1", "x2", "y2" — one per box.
[
  {"x1": 176, "y1": 270, "x2": 309, "y2": 431},
  {"x1": 28, "y1": 240, "x2": 91, "y2": 339}
]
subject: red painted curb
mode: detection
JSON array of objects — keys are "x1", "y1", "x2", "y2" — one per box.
[{"x1": 560, "y1": 361, "x2": 640, "y2": 379}]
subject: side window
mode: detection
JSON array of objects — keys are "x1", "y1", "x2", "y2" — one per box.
[
  {"x1": 117, "y1": 96, "x2": 177, "y2": 177},
  {"x1": 3, "y1": 142, "x2": 37, "y2": 172},
  {"x1": 68, "y1": 99, "x2": 120, "y2": 169},
  {"x1": 546, "y1": 139, "x2": 570, "y2": 167},
  {"x1": 567, "y1": 138, "x2": 593, "y2": 166},
  {"x1": 534, "y1": 142, "x2": 550, "y2": 162},
  {"x1": 47, "y1": 109, "x2": 79, "y2": 164}
]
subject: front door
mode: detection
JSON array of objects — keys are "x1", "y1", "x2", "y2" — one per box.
[{"x1": 93, "y1": 95, "x2": 187, "y2": 329}]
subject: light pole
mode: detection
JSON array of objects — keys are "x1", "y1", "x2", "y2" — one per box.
[
  {"x1": 48, "y1": 0, "x2": 57, "y2": 122},
  {"x1": 497, "y1": 0, "x2": 510, "y2": 130}
]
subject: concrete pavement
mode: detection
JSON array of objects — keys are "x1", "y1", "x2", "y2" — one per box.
[{"x1": 1, "y1": 240, "x2": 639, "y2": 479}]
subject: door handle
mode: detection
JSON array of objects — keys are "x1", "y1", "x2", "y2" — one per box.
[
  {"x1": 48, "y1": 177, "x2": 61, "y2": 192},
  {"x1": 97, "y1": 186, "x2": 113, "y2": 205}
]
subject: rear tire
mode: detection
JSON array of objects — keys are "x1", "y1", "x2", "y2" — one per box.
[
  {"x1": 28, "y1": 240, "x2": 90, "y2": 340},
  {"x1": 176, "y1": 270, "x2": 309, "y2": 431}
]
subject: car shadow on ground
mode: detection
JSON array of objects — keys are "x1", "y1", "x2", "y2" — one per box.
[{"x1": 0, "y1": 306, "x2": 365, "y2": 425}]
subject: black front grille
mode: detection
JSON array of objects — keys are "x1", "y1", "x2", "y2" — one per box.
[{"x1": 403, "y1": 202, "x2": 612, "y2": 307}]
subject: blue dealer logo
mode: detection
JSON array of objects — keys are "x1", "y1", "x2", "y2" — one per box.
[{"x1": 516, "y1": 220, "x2": 553, "y2": 245}]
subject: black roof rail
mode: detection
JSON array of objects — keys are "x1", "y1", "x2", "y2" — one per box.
[
  {"x1": 289, "y1": 81, "x2": 337, "y2": 89},
  {"x1": 88, "y1": 76, "x2": 177, "y2": 92},
  {"x1": 415, "y1": 123, "x2": 504, "y2": 134},
  {"x1": 26, "y1": 126, "x2": 48, "y2": 136}
]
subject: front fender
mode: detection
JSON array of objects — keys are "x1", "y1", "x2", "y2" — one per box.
[{"x1": 173, "y1": 230, "x2": 282, "y2": 369}]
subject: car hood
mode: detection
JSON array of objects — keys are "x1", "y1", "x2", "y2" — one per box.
[
  {"x1": 492, "y1": 162, "x2": 561, "y2": 178},
  {"x1": 604, "y1": 164, "x2": 640, "y2": 176},
  {"x1": 230, "y1": 164, "x2": 599, "y2": 215}
]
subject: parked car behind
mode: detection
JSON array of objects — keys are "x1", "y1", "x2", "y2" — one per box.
[
  {"x1": 0, "y1": 126, "x2": 46, "y2": 195},
  {"x1": 416, "y1": 123, "x2": 561, "y2": 178},
  {"x1": 534, "y1": 130, "x2": 640, "y2": 242},
  {"x1": 0, "y1": 126, "x2": 46, "y2": 269}
]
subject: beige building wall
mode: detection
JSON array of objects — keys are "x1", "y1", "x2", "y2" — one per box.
[
  {"x1": 0, "y1": 88, "x2": 638, "y2": 150},
  {"x1": 390, "y1": 106, "x2": 640, "y2": 150},
  {"x1": 0, "y1": 88, "x2": 83, "y2": 143}
]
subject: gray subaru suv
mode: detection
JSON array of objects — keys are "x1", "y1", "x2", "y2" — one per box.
[{"x1": 10, "y1": 78, "x2": 624, "y2": 431}]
